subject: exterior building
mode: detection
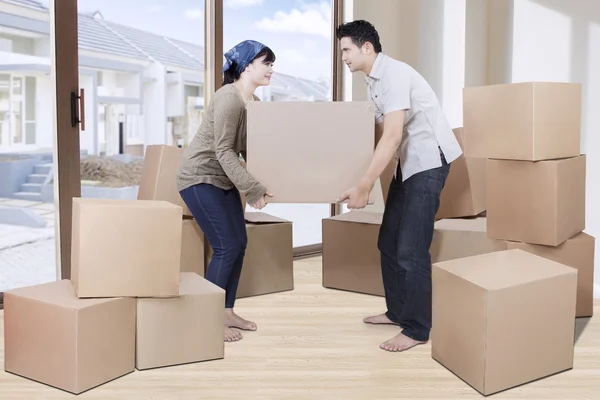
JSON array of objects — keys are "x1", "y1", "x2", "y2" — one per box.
[{"x1": 0, "y1": 0, "x2": 330, "y2": 158}]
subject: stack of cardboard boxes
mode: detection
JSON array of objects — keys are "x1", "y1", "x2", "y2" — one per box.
[
  {"x1": 431, "y1": 82, "x2": 595, "y2": 396},
  {"x1": 3, "y1": 197, "x2": 225, "y2": 394},
  {"x1": 138, "y1": 145, "x2": 295, "y2": 299}
]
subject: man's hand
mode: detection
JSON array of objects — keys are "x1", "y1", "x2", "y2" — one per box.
[
  {"x1": 337, "y1": 181, "x2": 371, "y2": 209},
  {"x1": 250, "y1": 191, "x2": 273, "y2": 210}
]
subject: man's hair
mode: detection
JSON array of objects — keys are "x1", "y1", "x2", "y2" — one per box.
[{"x1": 335, "y1": 20, "x2": 382, "y2": 53}]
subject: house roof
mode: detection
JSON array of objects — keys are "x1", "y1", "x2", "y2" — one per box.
[
  {"x1": 0, "y1": 1, "x2": 330, "y2": 100},
  {"x1": 4, "y1": 0, "x2": 46, "y2": 10}
]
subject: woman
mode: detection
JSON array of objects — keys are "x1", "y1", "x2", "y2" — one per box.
[{"x1": 176, "y1": 40, "x2": 275, "y2": 343}]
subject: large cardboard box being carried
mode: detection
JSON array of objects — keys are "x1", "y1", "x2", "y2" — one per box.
[
  {"x1": 486, "y1": 155, "x2": 586, "y2": 246},
  {"x1": 322, "y1": 211, "x2": 383, "y2": 296},
  {"x1": 246, "y1": 101, "x2": 375, "y2": 203},
  {"x1": 3, "y1": 280, "x2": 136, "y2": 394},
  {"x1": 506, "y1": 232, "x2": 595, "y2": 317},
  {"x1": 136, "y1": 273, "x2": 225, "y2": 370},
  {"x1": 436, "y1": 128, "x2": 486, "y2": 219},
  {"x1": 181, "y1": 218, "x2": 205, "y2": 276},
  {"x1": 431, "y1": 217, "x2": 507, "y2": 264},
  {"x1": 206, "y1": 212, "x2": 293, "y2": 298},
  {"x1": 71, "y1": 198, "x2": 182, "y2": 298},
  {"x1": 138, "y1": 145, "x2": 191, "y2": 217},
  {"x1": 432, "y1": 249, "x2": 577, "y2": 396},
  {"x1": 463, "y1": 82, "x2": 581, "y2": 160}
]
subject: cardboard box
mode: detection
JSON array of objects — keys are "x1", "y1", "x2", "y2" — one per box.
[
  {"x1": 322, "y1": 211, "x2": 383, "y2": 296},
  {"x1": 3, "y1": 280, "x2": 136, "y2": 394},
  {"x1": 71, "y1": 198, "x2": 182, "y2": 298},
  {"x1": 486, "y1": 156, "x2": 586, "y2": 246},
  {"x1": 246, "y1": 101, "x2": 375, "y2": 203},
  {"x1": 436, "y1": 128, "x2": 486, "y2": 219},
  {"x1": 506, "y1": 232, "x2": 595, "y2": 317},
  {"x1": 463, "y1": 82, "x2": 581, "y2": 160},
  {"x1": 206, "y1": 212, "x2": 294, "y2": 298},
  {"x1": 136, "y1": 273, "x2": 225, "y2": 370},
  {"x1": 181, "y1": 218, "x2": 205, "y2": 276},
  {"x1": 432, "y1": 249, "x2": 577, "y2": 396},
  {"x1": 431, "y1": 217, "x2": 507, "y2": 263},
  {"x1": 138, "y1": 145, "x2": 191, "y2": 217}
]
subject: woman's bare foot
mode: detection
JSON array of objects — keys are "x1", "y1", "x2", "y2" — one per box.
[
  {"x1": 363, "y1": 313, "x2": 398, "y2": 325},
  {"x1": 224, "y1": 327, "x2": 242, "y2": 342},
  {"x1": 225, "y1": 308, "x2": 257, "y2": 331},
  {"x1": 380, "y1": 332, "x2": 426, "y2": 352}
]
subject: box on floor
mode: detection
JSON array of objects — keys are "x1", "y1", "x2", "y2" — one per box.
[
  {"x1": 431, "y1": 217, "x2": 507, "y2": 263},
  {"x1": 436, "y1": 127, "x2": 486, "y2": 220},
  {"x1": 181, "y1": 218, "x2": 205, "y2": 277},
  {"x1": 506, "y1": 232, "x2": 595, "y2": 317},
  {"x1": 245, "y1": 101, "x2": 376, "y2": 204},
  {"x1": 463, "y1": 82, "x2": 581, "y2": 160},
  {"x1": 136, "y1": 273, "x2": 224, "y2": 370},
  {"x1": 3, "y1": 280, "x2": 136, "y2": 394},
  {"x1": 486, "y1": 155, "x2": 586, "y2": 246},
  {"x1": 322, "y1": 211, "x2": 383, "y2": 296},
  {"x1": 205, "y1": 212, "x2": 293, "y2": 298},
  {"x1": 138, "y1": 145, "x2": 191, "y2": 217},
  {"x1": 71, "y1": 198, "x2": 182, "y2": 298},
  {"x1": 432, "y1": 249, "x2": 577, "y2": 396}
]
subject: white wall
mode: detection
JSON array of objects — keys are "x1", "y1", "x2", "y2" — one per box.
[
  {"x1": 342, "y1": 0, "x2": 466, "y2": 213},
  {"x1": 465, "y1": 0, "x2": 600, "y2": 296}
]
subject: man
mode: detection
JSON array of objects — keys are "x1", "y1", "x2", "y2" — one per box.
[{"x1": 336, "y1": 20, "x2": 462, "y2": 352}]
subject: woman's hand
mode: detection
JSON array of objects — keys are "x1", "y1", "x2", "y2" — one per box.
[{"x1": 250, "y1": 191, "x2": 273, "y2": 210}]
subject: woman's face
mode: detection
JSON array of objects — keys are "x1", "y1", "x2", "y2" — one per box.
[{"x1": 245, "y1": 55, "x2": 274, "y2": 86}]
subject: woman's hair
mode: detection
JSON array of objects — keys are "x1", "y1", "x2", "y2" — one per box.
[{"x1": 222, "y1": 46, "x2": 276, "y2": 85}]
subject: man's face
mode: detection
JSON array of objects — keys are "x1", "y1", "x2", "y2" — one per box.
[{"x1": 339, "y1": 37, "x2": 365, "y2": 73}]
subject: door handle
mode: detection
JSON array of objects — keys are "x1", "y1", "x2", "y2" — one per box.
[{"x1": 71, "y1": 88, "x2": 85, "y2": 131}]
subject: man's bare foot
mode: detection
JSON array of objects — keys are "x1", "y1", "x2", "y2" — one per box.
[
  {"x1": 363, "y1": 313, "x2": 398, "y2": 325},
  {"x1": 225, "y1": 309, "x2": 257, "y2": 331},
  {"x1": 380, "y1": 332, "x2": 426, "y2": 352},
  {"x1": 224, "y1": 327, "x2": 242, "y2": 342}
]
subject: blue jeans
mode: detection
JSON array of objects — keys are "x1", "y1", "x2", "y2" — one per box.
[
  {"x1": 377, "y1": 150, "x2": 450, "y2": 342},
  {"x1": 179, "y1": 184, "x2": 247, "y2": 309}
]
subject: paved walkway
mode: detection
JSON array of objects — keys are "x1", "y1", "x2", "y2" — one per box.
[{"x1": 0, "y1": 197, "x2": 57, "y2": 292}]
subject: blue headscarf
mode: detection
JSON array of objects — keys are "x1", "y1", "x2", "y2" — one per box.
[{"x1": 222, "y1": 40, "x2": 267, "y2": 76}]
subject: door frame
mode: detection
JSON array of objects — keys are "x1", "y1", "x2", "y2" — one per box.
[{"x1": 51, "y1": 0, "x2": 82, "y2": 281}]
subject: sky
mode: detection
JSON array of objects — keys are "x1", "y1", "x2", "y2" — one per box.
[{"x1": 70, "y1": 0, "x2": 333, "y2": 83}]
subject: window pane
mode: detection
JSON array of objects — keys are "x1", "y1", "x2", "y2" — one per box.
[
  {"x1": 25, "y1": 122, "x2": 36, "y2": 145},
  {"x1": 12, "y1": 76, "x2": 22, "y2": 95},
  {"x1": 25, "y1": 77, "x2": 36, "y2": 120},
  {"x1": 0, "y1": 6, "x2": 57, "y2": 294},
  {"x1": 12, "y1": 100, "x2": 22, "y2": 144}
]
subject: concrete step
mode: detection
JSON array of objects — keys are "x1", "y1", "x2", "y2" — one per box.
[
  {"x1": 34, "y1": 163, "x2": 53, "y2": 175},
  {"x1": 27, "y1": 174, "x2": 47, "y2": 184},
  {"x1": 12, "y1": 192, "x2": 42, "y2": 201},
  {"x1": 20, "y1": 183, "x2": 42, "y2": 193}
]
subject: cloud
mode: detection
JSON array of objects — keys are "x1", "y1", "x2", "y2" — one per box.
[
  {"x1": 225, "y1": 0, "x2": 265, "y2": 9},
  {"x1": 184, "y1": 9, "x2": 203, "y2": 20},
  {"x1": 254, "y1": 1, "x2": 331, "y2": 38}
]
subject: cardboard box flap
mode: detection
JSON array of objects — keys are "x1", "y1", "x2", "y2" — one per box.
[
  {"x1": 434, "y1": 249, "x2": 576, "y2": 291},
  {"x1": 6, "y1": 280, "x2": 112, "y2": 310},
  {"x1": 244, "y1": 212, "x2": 290, "y2": 224},
  {"x1": 178, "y1": 272, "x2": 225, "y2": 295},
  {"x1": 570, "y1": 232, "x2": 595, "y2": 242},
  {"x1": 326, "y1": 211, "x2": 382, "y2": 225},
  {"x1": 435, "y1": 217, "x2": 487, "y2": 232},
  {"x1": 453, "y1": 127, "x2": 465, "y2": 147}
]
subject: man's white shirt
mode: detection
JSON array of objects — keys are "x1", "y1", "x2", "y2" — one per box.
[{"x1": 365, "y1": 52, "x2": 463, "y2": 181}]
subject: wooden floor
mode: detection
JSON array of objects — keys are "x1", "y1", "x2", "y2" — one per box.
[{"x1": 1, "y1": 256, "x2": 599, "y2": 399}]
